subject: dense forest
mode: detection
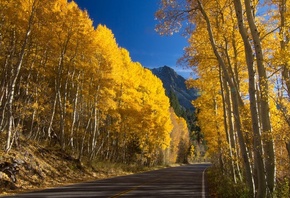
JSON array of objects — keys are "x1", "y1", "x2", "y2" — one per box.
[
  {"x1": 6, "y1": 0, "x2": 290, "y2": 197},
  {"x1": 156, "y1": 0, "x2": 290, "y2": 197},
  {"x1": 0, "y1": 0, "x2": 193, "y2": 168}
]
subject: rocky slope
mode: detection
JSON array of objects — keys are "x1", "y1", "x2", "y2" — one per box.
[{"x1": 151, "y1": 66, "x2": 198, "y2": 111}]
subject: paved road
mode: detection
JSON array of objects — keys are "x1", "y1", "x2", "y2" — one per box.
[{"x1": 2, "y1": 163, "x2": 211, "y2": 198}]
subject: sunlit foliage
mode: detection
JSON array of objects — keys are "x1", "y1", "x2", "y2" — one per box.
[
  {"x1": 0, "y1": 0, "x2": 191, "y2": 167},
  {"x1": 156, "y1": 0, "x2": 290, "y2": 197}
]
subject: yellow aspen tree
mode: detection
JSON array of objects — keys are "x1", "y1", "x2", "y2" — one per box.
[
  {"x1": 232, "y1": 1, "x2": 276, "y2": 195},
  {"x1": 112, "y1": 49, "x2": 142, "y2": 163},
  {"x1": 85, "y1": 24, "x2": 122, "y2": 159},
  {"x1": 272, "y1": 0, "x2": 290, "y2": 160},
  {"x1": 170, "y1": 109, "x2": 190, "y2": 163},
  {"x1": 168, "y1": 109, "x2": 181, "y2": 163},
  {"x1": 0, "y1": 0, "x2": 176, "y2": 168},
  {"x1": 179, "y1": 1, "x2": 254, "y2": 193},
  {"x1": 0, "y1": 0, "x2": 46, "y2": 151},
  {"x1": 169, "y1": 108, "x2": 190, "y2": 164},
  {"x1": 135, "y1": 68, "x2": 172, "y2": 165},
  {"x1": 156, "y1": 0, "x2": 282, "y2": 196}
]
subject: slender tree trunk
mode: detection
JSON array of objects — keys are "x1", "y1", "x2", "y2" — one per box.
[
  {"x1": 58, "y1": 76, "x2": 69, "y2": 150},
  {"x1": 0, "y1": 56, "x2": 10, "y2": 132},
  {"x1": 47, "y1": 33, "x2": 70, "y2": 139},
  {"x1": 197, "y1": 1, "x2": 255, "y2": 195},
  {"x1": 89, "y1": 83, "x2": 101, "y2": 160},
  {"x1": 70, "y1": 73, "x2": 80, "y2": 149},
  {"x1": 78, "y1": 116, "x2": 90, "y2": 162},
  {"x1": 220, "y1": 66, "x2": 238, "y2": 183},
  {"x1": 6, "y1": 0, "x2": 36, "y2": 151},
  {"x1": 244, "y1": 1, "x2": 276, "y2": 194},
  {"x1": 213, "y1": 96, "x2": 225, "y2": 173},
  {"x1": 224, "y1": 33, "x2": 244, "y2": 182},
  {"x1": 280, "y1": 0, "x2": 290, "y2": 95},
  {"x1": 47, "y1": 88, "x2": 58, "y2": 138},
  {"x1": 233, "y1": 0, "x2": 269, "y2": 196},
  {"x1": 279, "y1": 0, "x2": 290, "y2": 162}
]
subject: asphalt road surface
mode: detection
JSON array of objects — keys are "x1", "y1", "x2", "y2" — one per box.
[{"x1": 2, "y1": 163, "x2": 211, "y2": 198}]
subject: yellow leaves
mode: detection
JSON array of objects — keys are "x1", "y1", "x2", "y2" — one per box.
[
  {"x1": 0, "y1": 0, "x2": 182, "y2": 165},
  {"x1": 95, "y1": 25, "x2": 119, "y2": 57},
  {"x1": 89, "y1": 25, "x2": 173, "y2": 157},
  {"x1": 189, "y1": 75, "x2": 225, "y2": 155},
  {"x1": 31, "y1": 102, "x2": 39, "y2": 110},
  {"x1": 168, "y1": 108, "x2": 189, "y2": 162},
  {"x1": 119, "y1": 65, "x2": 172, "y2": 151}
]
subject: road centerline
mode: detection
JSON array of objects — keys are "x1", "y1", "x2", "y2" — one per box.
[{"x1": 110, "y1": 173, "x2": 172, "y2": 197}]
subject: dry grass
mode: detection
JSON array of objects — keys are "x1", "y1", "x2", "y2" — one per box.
[
  {"x1": 0, "y1": 139, "x2": 136, "y2": 196},
  {"x1": 0, "y1": 140, "x2": 90, "y2": 196},
  {"x1": 0, "y1": 137, "x2": 173, "y2": 197}
]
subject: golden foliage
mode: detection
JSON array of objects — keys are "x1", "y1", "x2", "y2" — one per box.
[{"x1": 0, "y1": 0, "x2": 180, "y2": 166}]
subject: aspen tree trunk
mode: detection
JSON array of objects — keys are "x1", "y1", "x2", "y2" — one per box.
[
  {"x1": 233, "y1": 0, "x2": 268, "y2": 196},
  {"x1": 220, "y1": 71, "x2": 239, "y2": 183},
  {"x1": 0, "y1": 55, "x2": 9, "y2": 106},
  {"x1": 27, "y1": 72, "x2": 39, "y2": 139},
  {"x1": 89, "y1": 105, "x2": 99, "y2": 159},
  {"x1": 70, "y1": 73, "x2": 80, "y2": 148},
  {"x1": 197, "y1": 1, "x2": 255, "y2": 195},
  {"x1": 47, "y1": 88, "x2": 58, "y2": 138},
  {"x1": 59, "y1": 77, "x2": 69, "y2": 150},
  {"x1": 78, "y1": 116, "x2": 91, "y2": 162},
  {"x1": 244, "y1": 1, "x2": 276, "y2": 194},
  {"x1": 230, "y1": 37, "x2": 243, "y2": 182},
  {"x1": 280, "y1": 0, "x2": 290, "y2": 92},
  {"x1": 213, "y1": 96, "x2": 225, "y2": 173},
  {"x1": 77, "y1": 80, "x2": 87, "y2": 160},
  {"x1": 0, "y1": 5, "x2": 13, "y2": 133},
  {"x1": 220, "y1": 67, "x2": 236, "y2": 182},
  {"x1": 225, "y1": 35, "x2": 244, "y2": 182},
  {"x1": 0, "y1": 47, "x2": 12, "y2": 132},
  {"x1": 279, "y1": 0, "x2": 290, "y2": 161},
  {"x1": 47, "y1": 36, "x2": 70, "y2": 138},
  {"x1": 23, "y1": 52, "x2": 38, "y2": 139},
  {"x1": 89, "y1": 83, "x2": 100, "y2": 160},
  {"x1": 6, "y1": 0, "x2": 36, "y2": 151}
]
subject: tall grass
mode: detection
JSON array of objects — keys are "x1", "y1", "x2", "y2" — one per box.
[{"x1": 207, "y1": 166, "x2": 250, "y2": 198}]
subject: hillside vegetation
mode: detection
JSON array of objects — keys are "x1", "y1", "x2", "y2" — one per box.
[
  {"x1": 0, "y1": 0, "x2": 197, "y2": 194},
  {"x1": 0, "y1": 137, "x2": 172, "y2": 196}
]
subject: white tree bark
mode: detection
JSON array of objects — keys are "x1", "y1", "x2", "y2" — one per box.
[{"x1": 197, "y1": 1, "x2": 255, "y2": 195}]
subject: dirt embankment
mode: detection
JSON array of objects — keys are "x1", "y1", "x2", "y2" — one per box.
[{"x1": 0, "y1": 140, "x2": 133, "y2": 196}]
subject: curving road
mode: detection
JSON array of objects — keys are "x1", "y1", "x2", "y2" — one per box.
[{"x1": 2, "y1": 163, "x2": 211, "y2": 198}]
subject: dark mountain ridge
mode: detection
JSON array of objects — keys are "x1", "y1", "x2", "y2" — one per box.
[{"x1": 151, "y1": 66, "x2": 198, "y2": 111}]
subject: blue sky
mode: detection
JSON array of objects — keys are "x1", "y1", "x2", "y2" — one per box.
[{"x1": 73, "y1": 0, "x2": 193, "y2": 78}]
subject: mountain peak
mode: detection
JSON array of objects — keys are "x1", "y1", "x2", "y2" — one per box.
[
  {"x1": 155, "y1": 65, "x2": 175, "y2": 72},
  {"x1": 152, "y1": 65, "x2": 180, "y2": 78},
  {"x1": 151, "y1": 66, "x2": 197, "y2": 111}
]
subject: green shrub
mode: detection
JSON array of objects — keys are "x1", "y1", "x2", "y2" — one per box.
[
  {"x1": 275, "y1": 178, "x2": 290, "y2": 198},
  {"x1": 207, "y1": 166, "x2": 249, "y2": 198}
]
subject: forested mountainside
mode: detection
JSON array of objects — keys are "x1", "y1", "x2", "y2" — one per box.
[
  {"x1": 151, "y1": 66, "x2": 204, "y2": 152},
  {"x1": 151, "y1": 66, "x2": 198, "y2": 111}
]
